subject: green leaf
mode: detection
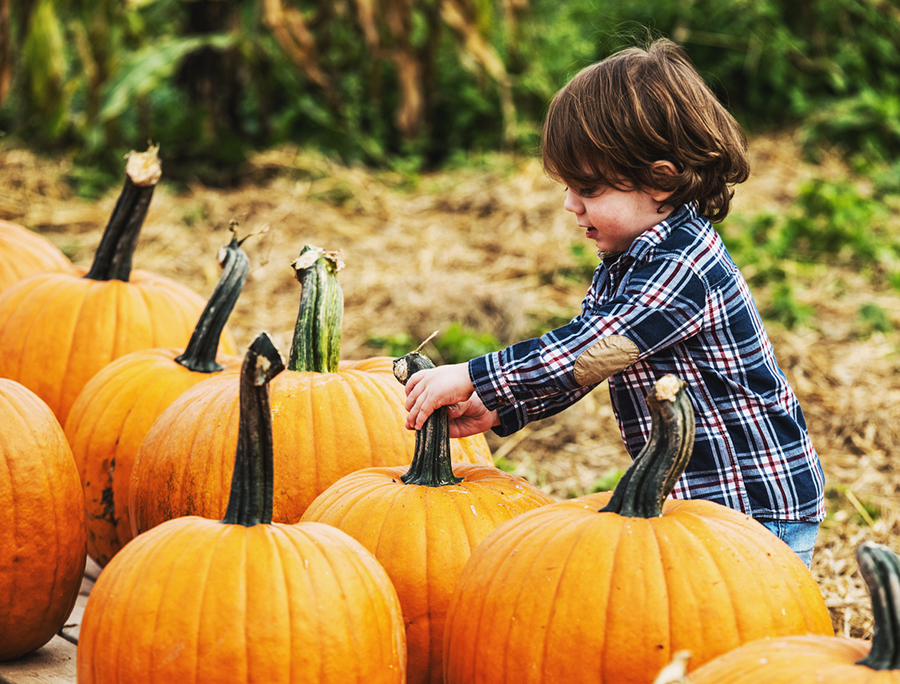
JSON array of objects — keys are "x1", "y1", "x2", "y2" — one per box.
[{"x1": 99, "y1": 33, "x2": 236, "y2": 122}]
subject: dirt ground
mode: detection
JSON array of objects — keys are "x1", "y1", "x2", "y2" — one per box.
[{"x1": 3, "y1": 130, "x2": 899, "y2": 641}]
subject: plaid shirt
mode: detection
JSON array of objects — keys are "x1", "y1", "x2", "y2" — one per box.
[{"x1": 469, "y1": 203, "x2": 825, "y2": 522}]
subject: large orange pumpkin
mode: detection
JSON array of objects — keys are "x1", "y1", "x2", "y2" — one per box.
[
  {"x1": 442, "y1": 375, "x2": 834, "y2": 684},
  {"x1": 76, "y1": 333, "x2": 407, "y2": 684},
  {"x1": 301, "y1": 349, "x2": 554, "y2": 684},
  {"x1": 687, "y1": 540, "x2": 900, "y2": 684},
  {"x1": 0, "y1": 145, "x2": 236, "y2": 425},
  {"x1": 64, "y1": 233, "x2": 249, "y2": 567},
  {"x1": 0, "y1": 218, "x2": 73, "y2": 292},
  {"x1": 0, "y1": 379, "x2": 87, "y2": 661},
  {"x1": 129, "y1": 246, "x2": 492, "y2": 534}
]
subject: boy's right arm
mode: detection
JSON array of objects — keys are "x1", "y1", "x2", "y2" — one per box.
[{"x1": 404, "y1": 362, "x2": 475, "y2": 430}]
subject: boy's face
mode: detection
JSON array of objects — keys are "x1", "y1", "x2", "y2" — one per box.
[{"x1": 564, "y1": 181, "x2": 674, "y2": 254}]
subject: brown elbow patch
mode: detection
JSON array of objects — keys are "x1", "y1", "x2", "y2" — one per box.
[{"x1": 573, "y1": 335, "x2": 640, "y2": 386}]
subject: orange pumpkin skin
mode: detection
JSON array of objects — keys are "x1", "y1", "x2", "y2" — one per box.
[
  {"x1": 65, "y1": 347, "x2": 242, "y2": 567},
  {"x1": 78, "y1": 333, "x2": 406, "y2": 684},
  {"x1": 686, "y1": 635, "x2": 881, "y2": 684},
  {"x1": 0, "y1": 219, "x2": 73, "y2": 292},
  {"x1": 0, "y1": 270, "x2": 237, "y2": 425},
  {"x1": 129, "y1": 362, "x2": 493, "y2": 534},
  {"x1": 688, "y1": 540, "x2": 900, "y2": 684},
  {"x1": 442, "y1": 492, "x2": 834, "y2": 684},
  {"x1": 0, "y1": 379, "x2": 87, "y2": 661},
  {"x1": 76, "y1": 517, "x2": 406, "y2": 684},
  {"x1": 301, "y1": 462, "x2": 555, "y2": 684}
]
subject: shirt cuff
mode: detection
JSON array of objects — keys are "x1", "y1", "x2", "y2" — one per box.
[{"x1": 468, "y1": 353, "x2": 516, "y2": 410}]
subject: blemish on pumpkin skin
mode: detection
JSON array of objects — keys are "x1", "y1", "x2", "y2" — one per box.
[{"x1": 99, "y1": 484, "x2": 117, "y2": 524}]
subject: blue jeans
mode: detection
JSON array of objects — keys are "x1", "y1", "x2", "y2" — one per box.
[{"x1": 760, "y1": 520, "x2": 819, "y2": 568}]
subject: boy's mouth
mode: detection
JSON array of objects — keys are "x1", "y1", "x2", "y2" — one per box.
[{"x1": 583, "y1": 226, "x2": 597, "y2": 239}]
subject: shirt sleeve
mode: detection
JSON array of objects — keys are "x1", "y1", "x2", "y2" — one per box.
[{"x1": 469, "y1": 255, "x2": 708, "y2": 435}]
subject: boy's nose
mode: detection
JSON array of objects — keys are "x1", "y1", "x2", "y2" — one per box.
[{"x1": 563, "y1": 188, "x2": 583, "y2": 214}]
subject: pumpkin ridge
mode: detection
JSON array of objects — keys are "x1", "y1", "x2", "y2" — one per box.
[
  {"x1": 152, "y1": 520, "x2": 223, "y2": 678},
  {"x1": 57, "y1": 281, "x2": 108, "y2": 418},
  {"x1": 267, "y1": 528, "x2": 298, "y2": 676},
  {"x1": 132, "y1": 280, "x2": 162, "y2": 349},
  {"x1": 16, "y1": 277, "x2": 82, "y2": 410},
  {"x1": 2, "y1": 394, "x2": 56, "y2": 632},
  {"x1": 656, "y1": 512, "x2": 739, "y2": 660},
  {"x1": 596, "y1": 516, "x2": 636, "y2": 683},
  {"x1": 733, "y1": 518, "x2": 825, "y2": 633},
  {"x1": 339, "y1": 372, "x2": 375, "y2": 466}
]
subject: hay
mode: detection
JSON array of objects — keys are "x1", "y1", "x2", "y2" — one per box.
[{"x1": 2, "y1": 131, "x2": 895, "y2": 639}]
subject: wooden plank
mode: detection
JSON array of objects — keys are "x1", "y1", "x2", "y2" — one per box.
[
  {"x1": 0, "y1": 636, "x2": 76, "y2": 684},
  {"x1": 0, "y1": 558, "x2": 101, "y2": 684}
]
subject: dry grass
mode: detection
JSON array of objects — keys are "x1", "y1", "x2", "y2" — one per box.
[{"x1": 3, "y1": 131, "x2": 898, "y2": 641}]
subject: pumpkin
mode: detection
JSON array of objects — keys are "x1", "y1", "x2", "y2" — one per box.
[
  {"x1": 0, "y1": 218, "x2": 73, "y2": 292},
  {"x1": 76, "y1": 332, "x2": 407, "y2": 684},
  {"x1": 129, "y1": 245, "x2": 492, "y2": 534},
  {"x1": 687, "y1": 540, "x2": 900, "y2": 683},
  {"x1": 442, "y1": 375, "x2": 834, "y2": 684},
  {"x1": 0, "y1": 379, "x2": 87, "y2": 661},
  {"x1": 301, "y1": 348, "x2": 555, "y2": 684},
  {"x1": 64, "y1": 232, "x2": 249, "y2": 567},
  {"x1": 0, "y1": 145, "x2": 237, "y2": 425}
]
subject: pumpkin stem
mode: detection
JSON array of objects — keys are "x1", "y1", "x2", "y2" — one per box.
[
  {"x1": 393, "y1": 351, "x2": 463, "y2": 487},
  {"x1": 175, "y1": 231, "x2": 250, "y2": 372},
  {"x1": 287, "y1": 245, "x2": 344, "y2": 373},
  {"x1": 221, "y1": 332, "x2": 285, "y2": 527},
  {"x1": 84, "y1": 144, "x2": 162, "y2": 283},
  {"x1": 856, "y1": 541, "x2": 900, "y2": 670},
  {"x1": 599, "y1": 375, "x2": 695, "y2": 518}
]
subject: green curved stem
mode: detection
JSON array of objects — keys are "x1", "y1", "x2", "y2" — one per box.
[
  {"x1": 857, "y1": 541, "x2": 900, "y2": 670},
  {"x1": 84, "y1": 145, "x2": 162, "y2": 283},
  {"x1": 175, "y1": 234, "x2": 250, "y2": 372},
  {"x1": 221, "y1": 332, "x2": 285, "y2": 527},
  {"x1": 393, "y1": 351, "x2": 463, "y2": 487},
  {"x1": 287, "y1": 245, "x2": 344, "y2": 373},
  {"x1": 599, "y1": 375, "x2": 695, "y2": 518}
]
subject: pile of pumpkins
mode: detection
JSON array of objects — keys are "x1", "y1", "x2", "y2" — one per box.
[{"x1": 1, "y1": 146, "x2": 897, "y2": 684}]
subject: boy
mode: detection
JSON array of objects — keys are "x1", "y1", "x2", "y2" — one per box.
[{"x1": 402, "y1": 38, "x2": 825, "y2": 566}]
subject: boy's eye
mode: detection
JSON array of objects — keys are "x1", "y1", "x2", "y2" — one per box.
[{"x1": 577, "y1": 186, "x2": 601, "y2": 198}]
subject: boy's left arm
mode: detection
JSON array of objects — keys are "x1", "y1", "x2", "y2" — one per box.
[{"x1": 471, "y1": 256, "x2": 708, "y2": 435}]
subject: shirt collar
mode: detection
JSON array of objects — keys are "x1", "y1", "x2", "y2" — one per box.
[{"x1": 604, "y1": 203, "x2": 696, "y2": 263}]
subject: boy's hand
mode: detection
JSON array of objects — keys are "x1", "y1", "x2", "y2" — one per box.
[
  {"x1": 446, "y1": 392, "x2": 500, "y2": 438},
  {"x1": 404, "y1": 362, "x2": 475, "y2": 431}
]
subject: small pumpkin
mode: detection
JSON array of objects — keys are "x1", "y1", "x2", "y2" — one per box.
[
  {"x1": 0, "y1": 218, "x2": 73, "y2": 292},
  {"x1": 0, "y1": 145, "x2": 237, "y2": 425},
  {"x1": 0, "y1": 379, "x2": 87, "y2": 661},
  {"x1": 76, "y1": 332, "x2": 407, "y2": 684},
  {"x1": 442, "y1": 375, "x2": 834, "y2": 684},
  {"x1": 687, "y1": 539, "x2": 900, "y2": 684},
  {"x1": 301, "y1": 348, "x2": 555, "y2": 684},
  {"x1": 64, "y1": 232, "x2": 249, "y2": 567},
  {"x1": 130, "y1": 245, "x2": 492, "y2": 534}
]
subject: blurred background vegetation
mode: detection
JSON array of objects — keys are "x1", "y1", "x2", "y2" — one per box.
[
  {"x1": 2, "y1": 0, "x2": 898, "y2": 186},
  {"x1": 2, "y1": 0, "x2": 900, "y2": 331}
]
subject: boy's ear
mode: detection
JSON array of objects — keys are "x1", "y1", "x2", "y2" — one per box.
[{"x1": 648, "y1": 160, "x2": 678, "y2": 203}]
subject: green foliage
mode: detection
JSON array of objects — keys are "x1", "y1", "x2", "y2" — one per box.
[
  {"x1": 590, "y1": 467, "x2": 626, "y2": 493},
  {"x1": 493, "y1": 454, "x2": 518, "y2": 473},
  {"x1": 432, "y1": 323, "x2": 502, "y2": 365},
  {"x1": 722, "y1": 171, "x2": 900, "y2": 328},
  {"x1": 857, "y1": 303, "x2": 893, "y2": 338},
  {"x1": 366, "y1": 332, "x2": 418, "y2": 359},
  {"x1": 367, "y1": 323, "x2": 501, "y2": 365},
  {"x1": 2, "y1": 0, "x2": 898, "y2": 178},
  {"x1": 825, "y1": 485, "x2": 880, "y2": 527}
]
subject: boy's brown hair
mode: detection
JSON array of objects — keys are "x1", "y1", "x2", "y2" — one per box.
[{"x1": 541, "y1": 38, "x2": 750, "y2": 223}]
